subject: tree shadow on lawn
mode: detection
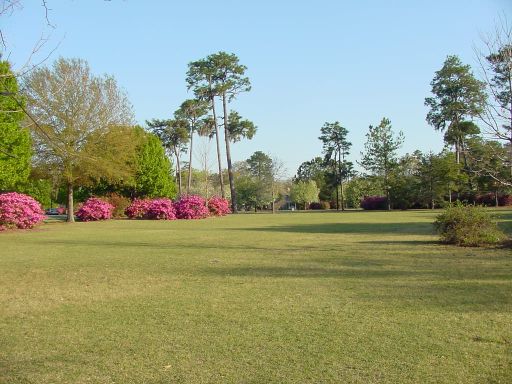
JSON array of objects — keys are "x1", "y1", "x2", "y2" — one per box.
[
  {"x1": 200, "y1": 265, "x2": 512, "y2": 313},
  {"x1": 235, "y1": 221, "x2": 435, "y2": 235}
]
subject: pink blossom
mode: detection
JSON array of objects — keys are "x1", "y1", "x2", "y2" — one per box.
[{"x1": 0, "y1": 192, "x2": 46, "y2": 230}]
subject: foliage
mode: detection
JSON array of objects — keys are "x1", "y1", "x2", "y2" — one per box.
[
  {"x1": 360, "y1": 118, "x2": 404, "y2": 209},
  {"x1": 23, "y1": 57, "x2": 136, "y2": 222},
  {"x1": 125, "y1": 199, "x2": 152, "y2": 219},
  {"x1": 319, "y1": 121, "x2": 352, "y2": 210},
  {"x1": 309, "y1": 201, "x2": 330, "y2": 210},
  {"x1": 147, "y1": 118, "x2": 189, "y2": 196},
  {"x1": 104, "y1": 193, "x2": 132, "y2": 218},
  {"x1": 425, "y1": 55, "x2": 486, "y2": 164},
  {"x1": 175, "y1": 195, "x2": 209, "y2": 219},
  {"x1": 434, "y1": 203, "x2": 506, "y2": 246},
  {"x1": 208, "y1": 196, "x2": 231, "y2": 216},
  {"x1": 0, "y1": 61, "x2": 31, "y2": 190},
  {"x1": 16, "y1": 178, "x2": 52, "y2": 207},
  {"x1": 133, "y1": 127, "x2": 176, "y2": 199},
  {"x1": 475, "y1": 193, "x2": 512, "y2": 207},
  {"x1": 146, "y1": 198, "x2": 177, "y2": 220},
  {"x1": 360, "y1": 196, "x2": 388, "y2": 210},
  {"x1": 0, "y1": 192, "x2": 45, "y2": 230},
  {"x1": 75, "y1": 198, "x2": 114, "y2": 222},
  {"x1": 290, "y1": 180, "x2": 319, "y2": 209}
]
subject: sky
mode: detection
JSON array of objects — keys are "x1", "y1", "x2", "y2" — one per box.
[{"x1": 2, "y1": 0, "x2": 511, "y2": 177}]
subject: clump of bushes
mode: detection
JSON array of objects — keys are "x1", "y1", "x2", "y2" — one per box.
[
  {"x1": 309, "y1": 201, "x2": 330, "y2": 210},
  {"x1": 146, "y1": 198, "x2": 177, "y2": 220},
  {"x1": 475, "y1": 193, "x2": 512, "y2": 207},
  {"x1": 105, "y1": 193, "x2": 132, "y2": 218},
  {"x1": 175, "y1": 195, "x2": 209, "y2": 219},
  {"x1": 433, "y1": 203, "x2": 506, "y2": 247},
  {"x1": 360, "y1": 196, "x2": 387, "y2": 210},
  {"x1": 208, "y1": 196, "x2": 231, "y2": 216},
  {"x1": 125, "y1": 199, "x2": 152, "y2": 219},
  {"x1": 75, "y1": 197, "x2": 114, "y2": 222},
  {"x1": 0, "y1": 192, "x2": 46, "y2": 230}
]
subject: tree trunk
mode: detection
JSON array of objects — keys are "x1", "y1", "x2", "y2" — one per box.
[
  {"x1": 495, "y1": 190, "x2": 499, "y2": 208},
  {"x1": 66, "y1": 182, "x2": 74, "y2": 223},
  {"x1": 209, "y1": 90, "x2": 224, "y2": 198},
  {"x1": 339, "y1": 149, "x2": 345, "y2": 211},
  {"x1": 222, "y1": 93, "x2": 237, "y2": 213},
  {"x1": 175, "y1": 151, "x2": 182, "y2": 196},
  {"x1": 187, "y1": 126, "x2": 194, "y2": 195}
]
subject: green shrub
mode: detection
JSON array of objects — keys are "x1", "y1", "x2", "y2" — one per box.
[{"x1": 433, "y1": 203, "x2": 506, "y2": 247}]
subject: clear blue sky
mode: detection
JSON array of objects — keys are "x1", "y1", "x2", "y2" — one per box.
[{"x1": 3, "y1": 0, "x2": 511, "y2": 176}]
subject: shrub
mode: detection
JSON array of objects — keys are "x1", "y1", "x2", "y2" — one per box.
[
  {"x1": 433, "y1": 203, "x2": 506, "y2": 247},
  {"x1": 75, "y1": 197, "x2": 114, "y2": 222},
  {"x1": 105, "y1": 193, "x2": 131, "y2": 218},
  {"x1": 500, "y1": 194, "x2": 512, "y2": 206},
  {"x1": 360, "y1": 196, "x2": 387, "y2": 210},
  {"x1": 175, "y1": 195, "x2": 209, "y2": 219},
  {"x1": 208, "y1": 196, "x2": 231, "y2": 216},
  {"x1": 309, "y1": 201, "x2": 330, "y2": 210},
  {"x1": 475, "y1": 192, "x2": 498, "y2": 207},
  {"x1": 0, "y1": 192, "x2": 46, "y2": 230},
  {"x1": 146, "y1": 198, "x2": 176, "y2": 220},
  {"x1": 125, "y1": 199, "x2": 152, "y2": 219}
]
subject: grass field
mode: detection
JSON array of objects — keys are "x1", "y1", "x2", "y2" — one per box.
[{"x1": 1, "y1": 209, "x2": 511, "y2": 383}]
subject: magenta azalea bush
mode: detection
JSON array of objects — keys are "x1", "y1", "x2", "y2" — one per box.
[
  {"x1": 175, "y1": 195, "x2": 210, "y2": 219},
  {"x1": 125, "y1": 199, "x2": 152, "y2": 219},
  {"x1": 208, "y1": 196, "x2": 231, "y2": 216},
  {"x1": 75, "y1": 197, "x2": 114, "y2": 222},
  {"x1": 146, "y1": 198, "x2": 176, "y2": 220},
  {"x1": 0, "y1": 192, "x2": 46, "y2": 230}
]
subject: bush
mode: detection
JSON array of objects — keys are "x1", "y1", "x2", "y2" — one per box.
[
  {"x1": 125, "y1": 199, "x2": 152, "y2": 219},
  {"x1": 175, "y1": 195, "x2": 209, "y2": 219},
  {"x1": 360, "y1": 196, "x2": 387, "y2": 210},
  {"x1": 105, "y1": 193, "x2": 131, "y2": 218},
  {"x1": 433, "y1": 203, "x2": 506, "y2": 247},
  {"x1": 208, "y1": 196, "x2": 231, "y2": 216},
  {"x1": 0, "y1": 192, "x2": 46, "y2": 230},
  {"x1": 75, "y1": 197, "x2": 114, "y2": 222},
  {"x1": 475, "y1": 192, "x2": 498, "y2": 207},
  {"x1": 309, "y1": 201, "x2": 330, "y2": 210},
  {"x1": 146, "y1": 198, "x2": 176, "y2": 220},
  {"x1": 500, "y1": 194, "x2": 512, "y2": 206}
]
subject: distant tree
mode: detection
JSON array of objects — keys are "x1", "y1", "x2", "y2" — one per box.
[
  {"x1": 360, "y1": 117, "x2": 404, "y2": 210},
  {"x1": 290, "y1": 180, "x2": 319, "y2": 210},
  {"x1": 209, "y1": 52, "x2": 252, "y2": 213},
  {"x1": 147, "y1": 118, "x2": 189, "y2": 196},
  {"x1": 319, "y1": 121, "x2": 352, "y2": 210},
  {"x1": 0, "y1": 60, "x2": 31, "y2": 190},
  {"x1": 294, "y1": 157, "x2": 332, "y2": 201},
  {"x1": 132, "y1": 127, "x2": 176, "y2": 198},
  {"x1": 246, "y1": 151, "x2": 273, "y2": 209},
  {"x1": 23, "y1": 58, "x2": 136, "y2": 222},
  {"x1": 425, "y1": 55, "x2": 486, "y2": 163},
  {"x1": 476, "y1": 19, "x2": 512, "y2": 183},
  {"x1": 186, "y1": 58, "x2": 225, "y2": 197},
  {"x1": 417, "y1": 150, "x2": 463, "y2": 208},
  {"x1": 174, "y1": 99, "x2": 209, "y2": 194}
]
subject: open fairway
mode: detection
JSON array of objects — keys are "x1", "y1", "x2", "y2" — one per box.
[{"x1": 1, "y1": 210, "x2": 511, "y2": 383}]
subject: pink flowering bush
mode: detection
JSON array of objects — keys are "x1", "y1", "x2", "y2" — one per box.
[
  {"x1": 75, "y1": 197, "x2": 114, "y2": 222},
  {"x1": 0, "y1": 192, "x2": 46, "y2": 230},
  {"x1": 175, "y1": 195, "x2": 210, "y2": 219},
  {"x1": 125, "y1": 199, "x2": 152, "y2": 219},
  {"x1": 208, "y1": 196, "x2": 231, "y2": 216},
  {"x1": 146, "y1": 198, "x2": 176, "y2": 220}
]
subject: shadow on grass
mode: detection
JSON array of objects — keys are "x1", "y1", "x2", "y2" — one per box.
[{"x1": 234, "y1": 222, "x2": 434, "y2": 235}]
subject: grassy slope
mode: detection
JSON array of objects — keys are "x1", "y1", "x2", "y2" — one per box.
[{"x1": 1, "y1": 210, "x2": 511, "y2": 383}]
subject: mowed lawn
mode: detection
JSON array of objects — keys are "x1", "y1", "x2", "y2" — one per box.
[{"x1": 1, "y1": 210, "x2": 511, "y2": 383}]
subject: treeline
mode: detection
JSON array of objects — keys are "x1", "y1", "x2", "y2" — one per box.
[{"x1": 0, "y1": 51, "x2": 257, "y2": 222}]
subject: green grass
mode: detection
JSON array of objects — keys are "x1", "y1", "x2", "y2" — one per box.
[{"x1": 1, "y1": 210, "x2": 511, "y2": 383}]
